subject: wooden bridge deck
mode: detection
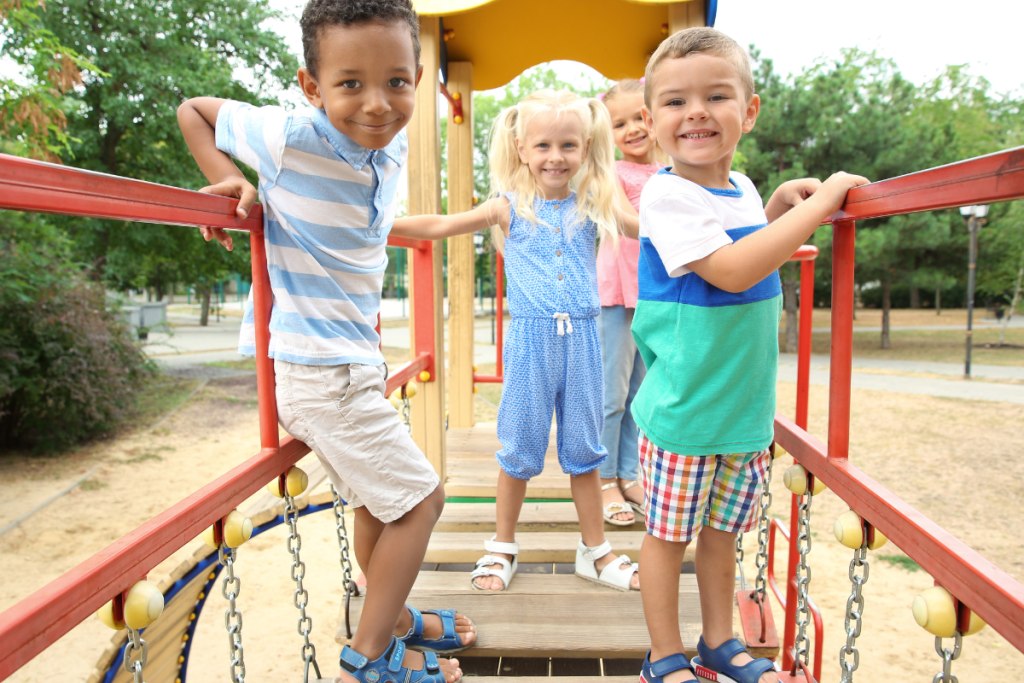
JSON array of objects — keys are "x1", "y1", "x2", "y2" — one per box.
[{"x1": 445, "y1": 423, "x2": 572, "y2": 499}]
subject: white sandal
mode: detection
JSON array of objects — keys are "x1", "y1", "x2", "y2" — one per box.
[
  {"x1": 601, "y1": 482, "x2": 635, "y2": 526},
  {"x1": 470, "y1": 536, "x2": 519, "y2": 591},
  {"x1": 574, "y1": 539, "x2": 639, "y2": 592},
  {"x1": 619, "y1": 479, "x2": 646, "y2": 516}
]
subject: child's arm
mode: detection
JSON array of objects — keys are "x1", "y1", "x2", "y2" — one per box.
[
  {"x1": 391, "y1": 197, "x2": 511, "y2": 240},
  {"x1": 764, "y1": 178, "x2": 823, "y2": 223},
  {"x1": 688, "y1": 172, "x2": 869, "y2": 293},
  {"x1": 177, "y1": 97, "x2": 258, "y2": 251},
  {"x1": 615, "y1": 183, "x2": 640, "y2": 239}
]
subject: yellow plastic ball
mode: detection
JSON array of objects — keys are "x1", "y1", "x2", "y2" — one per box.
[
  {"x1": 97, "y1": 600, "x2": 125, "y2": 630},
  {"x1": 124, "y1": 580, "x2": 164, "y2": 630},
  {"x1": 833, "y1": 510, "x2": 888, "y2": 550},
  {"x1": 419, "y1": 371, "x2": 430, "y2": 382},
  {"x1": 783, "y1": 464, "x2": 827, "y2": 496},
  {"x1": 389, "y1": 394, "x2": 401, "y2": 410},
  {"x1": 913, "y1": 586, "x2": 957, "y2": 637},
  {"x1": 453, "y1": 115, "x2": 463, "y2": 124},
  {"x1": 452, "y1": 92, "x2": 461, "y2": 101},
  {"x1": 775, "y1": 444, "x2": 788, "y2": 456},
  {"x1": 266, "y1": 466, "x2": 308, "y2": 498},
  {"x1": 223, "y1": 510, "x2": 253, "y2": 548},
  {"x1": 473, "y1": 386, "x2": 479, "y2": 394},
  {"x1": 405, "y1": 381, "x2": 418, "y2": 398}
]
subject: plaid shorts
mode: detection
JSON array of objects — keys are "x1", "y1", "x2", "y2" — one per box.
[{"x1": 638, "y1": 431, "x2": 770, "y2": 542}]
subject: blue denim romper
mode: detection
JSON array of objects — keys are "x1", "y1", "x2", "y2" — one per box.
[{"x1": 496, "y1": 192, "x2": 608, "y2": 479}]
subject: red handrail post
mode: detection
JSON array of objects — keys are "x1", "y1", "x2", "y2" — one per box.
[
  {"x1": 828, "y1": 220, "x2": 856, "y2": 462},
  {"x1": 411, "y1": 242, "x2": 437, "y2": 381},
  {"x1": 796, "y1": 258, "x2": 814, "y2": 431},
  {"x1": 249, "y1": 228, "x2": 279, "y2": 452}
]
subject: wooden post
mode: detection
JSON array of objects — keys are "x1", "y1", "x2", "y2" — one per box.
[
  {"x1": 407, "y1": 16, "x2": 446, "y2": 480},
  {"x1": 446, "y1": 61, "x2": 476, "y2": 429},
  {"x1": 668, "y1": 0, "x2": 705, "y2": 33}
]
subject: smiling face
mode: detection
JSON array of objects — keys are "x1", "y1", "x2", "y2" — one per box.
[
  {"x1": 643, "y1": 53, "x2": 759, "y2": 188},
  {"x1": 297, "y1": 20, "x2": 422, "y2": 150},
  {"x1": 605, "y1": 91, "x2": 657, "y2": 165},
  {"x1": 515, "y1": 109, "x2": 586, "y2": 200}
]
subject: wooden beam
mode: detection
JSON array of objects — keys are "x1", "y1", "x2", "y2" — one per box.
[
  {"x1": 446, "y1": 61, "x2": 476, "y2": 429},
  {"x1": 668, "y1": 0, "x2": 704, "y2": 34},
  {"x1": 406, "y1": 16, "x2": 446, "y2": 480}
]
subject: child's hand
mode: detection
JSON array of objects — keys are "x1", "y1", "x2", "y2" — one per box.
[
  {"x1": 197, "y1": 177, "x2": 258, "y2": 251},
  {"x1": 810, "y1": 172, "x2": 871, "y2": 217},
  {"x1": 766, "y1": 178, "x2": 821, "y2": 222}
]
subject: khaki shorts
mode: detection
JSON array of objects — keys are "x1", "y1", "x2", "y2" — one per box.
[{"x1": 275, "y1": 359, "x2": 440, "y2": 524}]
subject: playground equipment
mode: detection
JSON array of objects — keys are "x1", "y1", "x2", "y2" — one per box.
[{"x1": 1, "y1": 1, "x2": 1024, "y2": 680}]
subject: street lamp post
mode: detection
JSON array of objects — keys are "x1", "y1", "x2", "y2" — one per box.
[{"x1": 960, "y1": 204, "x2": 989, "y2": 379}]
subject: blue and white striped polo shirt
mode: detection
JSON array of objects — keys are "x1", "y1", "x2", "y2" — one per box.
[{"x1": 216, "y1": 102, "x2": 406, "y2": 366}]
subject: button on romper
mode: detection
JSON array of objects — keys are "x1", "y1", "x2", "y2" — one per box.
[{"x1": 496, "y1": 192, "x2": 608, "y2": 479}]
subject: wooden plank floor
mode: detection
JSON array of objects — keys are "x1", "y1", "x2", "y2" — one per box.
[
  {"x1": 446, "y1": 424, "x2": 571, "y2": 499},
  {"x1": 425, "y1": 531, "x2": 694, "y2": 564},
  {"x1": 436, "y1": 501, "x2": 647, "y2": 533}
]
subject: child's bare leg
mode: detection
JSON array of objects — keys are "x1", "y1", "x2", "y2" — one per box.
[
  {"x1": 572, "y1": 469, "x2": 640, "y2": 588},
  {"x1": 342, "y1": 485, "x2": 463, "y2": 683},
  {"x1": 696, "y1": 527, "x2": 778, "y2": 683},
  {"x1": 640, "y1": 533, "x2": 696, "y2": 682},
  {"x1": 473, "y1": 469, "x2": 527, "y2": 590},
  {"x1": 354, "y1": 505, "x2": 476, "y2": 647}
]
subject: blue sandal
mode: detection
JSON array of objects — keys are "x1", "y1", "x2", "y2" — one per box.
[
  {"x1": 691, "y1": 636, "x2": 777, "y2": 683},
  {"x1": 340, "y1": 636, "x2": 455, "y2": 683},
  {"x1": 640, "y1": 650, "x2": 696, "y2": 683},
  {"x1": 400, "y1": 605, "x2": 474, "y2": 654}
]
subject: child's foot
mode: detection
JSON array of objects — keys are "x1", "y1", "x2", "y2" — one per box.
[
  {"x1": 646, "y1": 651, "x2": 697, "y2": 683},
  {"x1": 601, "y1": 479, "x2": 635, "y2": 524},
  {"x1": 338, "y1": 646, "x2": 462, "y2": 683},
  {"x1": 395, "y1": 606, "x2": 477, "y2": 648},
  {"x1": 472, "y1": 552, "x2": 513, "y2": 590},
  {"x1": 594, "y1": 551, "x2": 641, "y2": 590},
  {"x1": 619, "y1": 478, "x2": 645, "y2": 512},
  {"x1": 724, "y1": 650, "x2": 778, "y2": 683}
]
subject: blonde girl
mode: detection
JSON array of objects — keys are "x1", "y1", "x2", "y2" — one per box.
[
  {"x1": 596, "y1": 79, "x2": 662, "y2": 526},
  {"x1": 392, "y1": 89, "x2": 640, "y2": 592}
]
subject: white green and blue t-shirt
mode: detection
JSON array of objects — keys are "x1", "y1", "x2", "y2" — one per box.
[
  {"x1": 631, "y1": 169, "x2": 782, "y2": 455},
  {"x1": 216, "y1": 102, "x2": 406, "y2": 366}
]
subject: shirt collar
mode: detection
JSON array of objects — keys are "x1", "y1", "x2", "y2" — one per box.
[{"x1": 310, "y1": 107, "x2": 403, "y2": 169}]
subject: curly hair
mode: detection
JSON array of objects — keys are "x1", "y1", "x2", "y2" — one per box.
[{"x1": 300, "y1": 0, "x2": 420, "y2": 77}]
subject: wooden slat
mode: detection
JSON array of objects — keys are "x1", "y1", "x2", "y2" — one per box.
[
  {"x1": 337, "y1": 573, "x2": 777, "y2": 660},
  {"x1": 424, "y1": 531, "x2": 695, "y2": 564},
  {"x1": 435, "y1": 501, "x2": 647, "y2": 533}
]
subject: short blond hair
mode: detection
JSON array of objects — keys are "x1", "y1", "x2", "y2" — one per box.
[{"x1": 644, "y1": 27, "x2": 754, "y2": 108}]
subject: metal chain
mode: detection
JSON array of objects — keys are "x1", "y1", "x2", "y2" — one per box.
[
  {"x1": 735, "y1": 533, "x2": 748, "y2": 590},
  {"x1": 792, "y1": 486, "x2": 814, "y2": 670},
  {"x1": 401, "y1": 392, "x2": 412, "y2": 433},
  {"x1": 753, "y1": 452, "x2": 775, "y2": 603},
  {"x1": 284, "y1": 489, "x2": 322, "y2": 683},
  {"x1": 932, "y1": 632, "x2": 963, "y2": 683},
  {"x1": 332, "y1": 484, "x2": 361, "y2": 640},
  {"x1": 121, "y1": 627, "x2": 148, "y2": 683},
  {"x1": 219, "y1": 545, "x2": 246, "y2": 683},
  {"x1": 839, "y1": 540, "x2": 869, "y2": 682}
]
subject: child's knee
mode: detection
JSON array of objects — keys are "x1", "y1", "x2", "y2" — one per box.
[{"x1": 497, "y1": 455, "x2": 543, "y2": 480}]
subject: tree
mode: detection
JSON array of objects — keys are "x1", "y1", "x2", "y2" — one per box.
[{"x1": 35, "y1": 0, "x2": 298, "y2": 321}]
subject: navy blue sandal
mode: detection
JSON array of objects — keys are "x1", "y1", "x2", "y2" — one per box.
[
  {"x1": 400, "y1": 605, "x2": 474, "y2": 654},
  {"x1": 640, "y1": 650, "x2": 696, "y2": 683},
  {"x1": 691, "y1": 636, "x2": 777, "y2": 683},
  {"x1": 340, "y1": 635, "x2": 455, "y2": 683}
]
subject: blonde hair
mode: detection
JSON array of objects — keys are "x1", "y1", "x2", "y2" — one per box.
[
  {"x1": 487, "y1": 89, "x2": 619, "y2": 253},
  {"x1": 602, "y1": 78, "x2": 644, "y2": 106},
  {"x1": 644, "y1": 27, "x2": 754, "y2": 108}
]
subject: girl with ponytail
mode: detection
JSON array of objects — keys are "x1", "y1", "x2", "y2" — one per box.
[{"x1": 393, "y1": 88, "x2": 641, "y2": 593}]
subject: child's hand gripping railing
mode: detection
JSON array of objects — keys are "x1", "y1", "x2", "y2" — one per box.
[
  {"x1": 0, "y1": 154, "x2": 438, "y2": 682},
  {"x1": 768, "y1": 147, "x2": 1024, "y2": 682}
]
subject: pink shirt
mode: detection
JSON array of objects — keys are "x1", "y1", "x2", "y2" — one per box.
[{"x1": 597, "y1": 161, "x2": 661, "y2": 308}]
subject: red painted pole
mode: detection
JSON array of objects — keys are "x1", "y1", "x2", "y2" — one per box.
[
  {"x1": 496, "y1": 252, "x2": 504, "y2": 379},
  {"x1": 828, "y1": 220, "x2": 856, "y2": 461},
  {"x1": 796, "y1": 259, "x2": 814, "y2": 431},
  {"x1": 411, "y1": 242, "x2": 436, "y2": 380},
  {"x1": 249, "y1": 229, "x2": 279, "y2": 451}
]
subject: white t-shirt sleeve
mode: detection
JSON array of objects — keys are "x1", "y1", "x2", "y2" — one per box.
[
  {"x1": 215, "y1": 101, "x2": 289, "y2": 185},
  {"x1": 642, "y1": 186, "x2": 733, "y2": 278}
]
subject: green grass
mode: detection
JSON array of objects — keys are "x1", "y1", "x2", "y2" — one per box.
[
  {"x1": 786, "y1": 327, "x2": 1024, "y2": 366},
  {"x1": 206, "y1": 358, "x2": 258, "y2": 371},
  {"x1": 877, "y1": 554, "x2": 922, "y2": 572},
  {"x1": 133, "y1": 376, "x2": 202, "y2": 428}
]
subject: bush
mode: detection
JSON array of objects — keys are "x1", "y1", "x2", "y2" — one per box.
[{"x1": 0, "y1": 216, "x2": 153, "y2": 452}]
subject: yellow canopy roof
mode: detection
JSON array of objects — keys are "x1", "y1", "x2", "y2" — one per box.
[{"x1": 414, "y1": 0, "x2": 703, "y2": 91}]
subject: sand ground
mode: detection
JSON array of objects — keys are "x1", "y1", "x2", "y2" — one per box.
[{"x1": 1, "y1": 372, "x2": 1023, "y2": 683}]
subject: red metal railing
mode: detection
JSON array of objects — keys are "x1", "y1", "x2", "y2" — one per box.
[
  {"x1": 771, "y1": 146, "x2": 1024, "y2": 680},
  {"x1": 0, "y1": 154, "x2": 436, "y2": 679}
]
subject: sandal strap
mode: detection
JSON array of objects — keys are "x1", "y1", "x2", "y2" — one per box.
[
  {"x1": 387, "y1": 638, "x2": 406, "y2": 673},
  {"x1": 405, "y1": 604, "x2": 424, "y2": 639},
  {"x1": 600, "y1": 482, "x2": 620, "y2": 491},
  {"x1": 650, "y1": 653, "x2": 693, "y2": 678},
  {"x1": 484, "y1": 535, "x2": 519, "y2": 555},
  {"x1": 422, "y1": 609, "x2": 458, "y2": 640},
  {"x1": 620, "y1": 479, "x2": 639, "y2": 492},
  {"x1": 698, "y1": 636, "x2": 747, "y2": 668},
  {"x1": 472, "y1": 554, "x2": 511, "y2": 572},
  {"x1": 423, "y1": 651, "x2": 441, "y2": 674},
  {"x1": 604, "y1": 501, "x2": 632, "y2": 515},
  {"x1": 340, "y1": 644, "x2": 369, "y2": 671},
  {"x1": 579, "y1": 540, "x2": 613, "y2": 562}
]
